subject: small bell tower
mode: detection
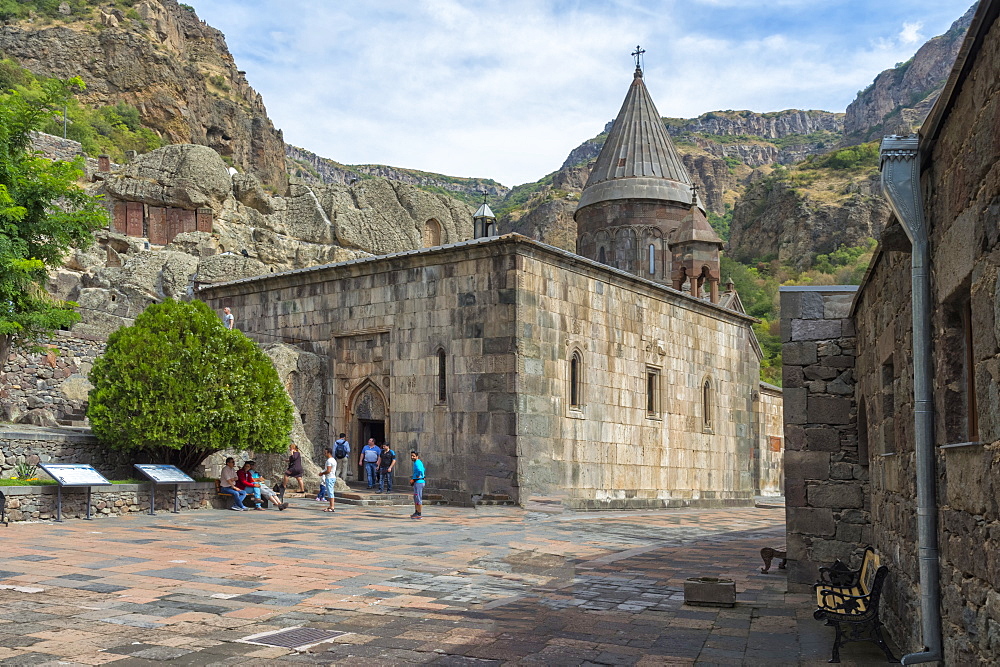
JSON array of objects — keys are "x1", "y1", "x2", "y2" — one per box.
[
  {"x1": 473, "y1": 191, "x2": 497, "y2": 239},
  {"x1": 669, "y1": 185, "x2": 724, "y2": 303}
]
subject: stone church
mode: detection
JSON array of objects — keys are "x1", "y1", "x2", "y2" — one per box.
[{"x1": 200, "y1": 63, "x2": 783, "y2": 508}]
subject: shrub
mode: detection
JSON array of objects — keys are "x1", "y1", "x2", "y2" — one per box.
[{"x1": 87, "y1": 299, "x2": 294, "y2": 472}]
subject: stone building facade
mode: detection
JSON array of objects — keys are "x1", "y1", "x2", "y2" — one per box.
[
  {"x1": 783, "y1": 2, "x2": 1000, "y2": 662},
  {"x1": 200, "y1": 235, "x2": 775, "y2": 508}
]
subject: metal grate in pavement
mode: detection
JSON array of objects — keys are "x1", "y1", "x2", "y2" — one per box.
[{"x1": 239, "y1": 626, "x2": 347, "y2": 650}]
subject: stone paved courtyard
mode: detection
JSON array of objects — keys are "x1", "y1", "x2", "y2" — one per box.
[{"x1": 0, "y1": 499, "x2": 898, "y2": 665}]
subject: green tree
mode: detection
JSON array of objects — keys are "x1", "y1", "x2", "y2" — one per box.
[
  {"x1": 87, "y1": 299, "x2": 294, "y2": 472},
  {"x1": 0, "y1": 76, "x2": 107, "y2": 362}
]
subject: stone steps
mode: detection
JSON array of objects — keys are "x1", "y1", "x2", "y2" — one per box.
[{"x1": 475, "y1": 494, "x2": 516, "y2": 506}]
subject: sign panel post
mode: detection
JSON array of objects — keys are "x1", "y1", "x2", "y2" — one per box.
[
  {"x1": 133, "y1": 464, "x2": 196, "y2": 515},
  {"x1": 39, "y1": 464, "x2": 112, "y2": 521}
]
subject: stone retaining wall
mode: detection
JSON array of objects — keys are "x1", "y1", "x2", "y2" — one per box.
[
  {"x1": 1, "y1": 331, "x2": 106, "y2": 425},
  {"x1": 0, "y1": 425, "x2": 130, "y2": 480},
  {"x1": 780, "y1": 285, "x2": 869, "y2": 591},
  {"x1": 0, "y1": 482, "x2": 218, "y2": 522}
]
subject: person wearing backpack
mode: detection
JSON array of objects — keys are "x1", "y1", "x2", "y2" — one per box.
[
  {"x1": 359, "y1": 438, "x2": 381, "y2": 489},
  {"x1": 333, "y1": 433, "x2": 351, "y2": 481},
  {"x1": 377, "y1": 442, "x2": 396, "y2": 494}
]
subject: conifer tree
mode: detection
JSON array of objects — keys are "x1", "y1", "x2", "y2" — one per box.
[{"x1": 87, "y1": 299, "x2": 294, "y2": 472}]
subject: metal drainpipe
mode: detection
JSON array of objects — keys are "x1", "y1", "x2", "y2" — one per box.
[{"x1": 879, "y1": 134, "x2": 942, "y2": 664}]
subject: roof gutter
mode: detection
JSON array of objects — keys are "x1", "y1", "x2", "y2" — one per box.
[{"x1": 878, "y1": 134, "x2": 941, "y2": 665}]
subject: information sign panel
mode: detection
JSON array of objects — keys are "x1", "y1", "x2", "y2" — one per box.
[
  {"x1": 39, "y1": 464, "x2": 111, "y2": 487},
  {"x1": 133, "y1": 464, "x2": 195, "y2": 484}
]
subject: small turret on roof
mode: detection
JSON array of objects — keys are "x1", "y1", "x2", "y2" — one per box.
[{"x1": 669, "y1": 186, "x2": 723, "y2": 303}]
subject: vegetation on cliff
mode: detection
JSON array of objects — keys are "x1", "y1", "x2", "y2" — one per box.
[
  {"x1": 0, "y1": 75, "x2": 107, "y2": 363},
  {"x1": 0, "y1": 59, "x2": 163, "y2": 161}
]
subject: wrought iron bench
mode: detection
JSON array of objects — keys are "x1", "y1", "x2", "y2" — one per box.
[
  {"x1": 214, "y1": 480, "x2": 268, "y2": 509},
  {"x1": 813, "y1": 547, "x2": 896, "y2": 663}
]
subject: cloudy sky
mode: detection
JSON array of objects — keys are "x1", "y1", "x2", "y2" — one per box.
[{"x1": 190, "y1": 0, "x2": 975, "y2": 187}]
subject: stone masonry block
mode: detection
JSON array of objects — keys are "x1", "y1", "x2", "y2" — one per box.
[
  {"x1": 803, "y1": 427, "x2": 843, "y2": 451},
  {"x1": 781, "y1": 291, "x2": 825, "y2": 320},
  {"x1": 786, "y1": 451, "x2": 831, "y2": 481},
  {"x1": 787, "y1": 507, "x2": 836, "y2": 537},
  {"x1": 784, "y1": 342, "x2": 818, "y2": 366},
  {"x1": 790, "y1": 319, "x2": 843, "y2": 341},
  {"x1": 785, "y1": 424, "x2": 805, "y2": 451},
  {"x1": 823, "y1": 293, "x2": 854, "y2": 319},
  {"x1": 807, "y1": 396, "x2": 852, "y2": 424},
  {"x1": 807, "y1": 483, "x2": 863, "y2": 508},
  {"x1": 784, "y1": 388, "x2": 807, "y2": 425}
]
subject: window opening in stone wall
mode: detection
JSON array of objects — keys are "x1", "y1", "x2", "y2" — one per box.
[
  {"x1": 858, "y1": 398, "x2": 869, "y2": 463},
  {"x1": 646, "y1": 368, "x2": 661, "y2": 418},
  {"x1": 941, "y1": 297, "x2": 978, "y2": 443},
  {"x1": 437, "y1": 349, "x2": 447, "y2": 403},
  {"x1": 963, "y1": 299, "x2": 979, "y2": 441},
  {"x1": 880, "y1": 358, "x2": 895, "y2": 454},
  {"x1": 702, "y1": 379, "x2": 714, "y2": 432},
  {"x1": 570, "y1": 351, "x2": 583, "y2": 409},
  {"x1": 648, "y1": 244, "x2": 656, "y2": 275},
  {"x1": 598, "y1": 246, "x2": 606, "y2": 264}
]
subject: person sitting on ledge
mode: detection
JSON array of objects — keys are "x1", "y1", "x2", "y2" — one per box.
[
  {"x1": 219, "y1": 457, "x2": 247, "y2": 511},
  {"x1": 237, "y1": 461, "x2": 288, "y2": 511}
]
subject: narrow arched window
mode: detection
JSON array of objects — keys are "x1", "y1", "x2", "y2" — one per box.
[
  {"x1": 648, "y1": 244, "x2": 656, "y2": 275},
  {"x1": 598, "y1": 246, "x2": 606, "y2": 264},
  {"x1": 437, "y1": 350, "x2": 447, "y2": 402},
  {"x1": 570, "y1": 351, "x2": 582, "y2": 408},
  {"x1": 703, "y1": 379, "x2": 713, "y2": 431}
]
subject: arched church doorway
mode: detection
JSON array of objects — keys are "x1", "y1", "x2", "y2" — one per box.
[{"x1": 348, "y1": 380, "x2": 388, "y2": 485}]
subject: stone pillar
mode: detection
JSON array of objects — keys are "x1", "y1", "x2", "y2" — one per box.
[
  {"x1": 780, "y1": 285, "x2": 869, "y2": 591},
  {"x1": 709, "y1": 278, "x2": 719, "y2": 304},
  {"x1": 690, "y1": 270, "x2": 700, "y2": 298}
]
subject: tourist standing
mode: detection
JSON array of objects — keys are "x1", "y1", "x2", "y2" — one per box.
[
  {"x1": 359, "y1": 438, "x2": 380, "y2": 489},
  {"x1": 333, "y1": 433, "x2": 351, "y2": 481},
  {"x1": 377, "y1": 442, "x2": 396, "y2": 494},
  {"x1": 320, "y1": 446, "x2": 336, "y2": 512},
  {"x1": 283, "y1": 443, "x2": 305, "y2": 494},
  {"x1": 219, "y1": 457, "x2": 247, "y2": 510},
  {"x1": 409, "y1": 450, "x2": 425, "y2": 519},
  {"x1": 222, "y1": 307, "x2": 235, "y2": 330}
]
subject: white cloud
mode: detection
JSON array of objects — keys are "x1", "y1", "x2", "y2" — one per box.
[
  {"x1": 899, "y1": 21, "x2": 925, "y2": 44},
  {"x1": 191, "y1": 0, "x2": 974, "y2": 186}
]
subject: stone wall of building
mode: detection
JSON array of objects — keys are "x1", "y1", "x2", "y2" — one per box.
[
  {"x1": 200, "y1": 235, "x2": 770, "y2": 509},
  {"x1": 513, "y1": 244, "x2": 761, "y2": 509},
  {"x1": 849, "y1": 7, "x2": 1000, "y2": 660},
  {"x1": 758, "y1": 383, "x2": 784, "y2": 496},
  {"x1": 0, "y1": 482, "x2": 218, "y2": 522},
  {"x1": 0, "y1": 425, "x2": 131, "y2": 480},
  {"x1": 29, "y1": 131, "x2": 118, "y2": 180},
  {"x1": 780, "y1": 285, "x2": 869, "y2": 591},
  {"x1": 1, "y1": 332, "x2": 105, "y2": 426}
]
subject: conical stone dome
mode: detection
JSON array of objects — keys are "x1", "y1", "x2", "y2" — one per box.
[{"x1": 576, "y1": 68, "x2": 695, "y2": 211}]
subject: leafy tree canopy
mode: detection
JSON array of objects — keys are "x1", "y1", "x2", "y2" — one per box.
[
  {"x1": 87, "y1": 299, "x2": 294, "y2": 472},
  {"x1": 0, "y1": 75, "x2": 107, "y2": 362}
]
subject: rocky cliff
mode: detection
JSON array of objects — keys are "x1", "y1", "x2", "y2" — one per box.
[
  {"x1": 286, "y1": 144, "x2": 510, "y2": 207},
  {"x1": 0, "y1": 0, "x2": 288, "y2": 192},
  {"x1": 727, "y1": 170, "x2": 891, "y2": 267},
  {"x1": 842, "y1": 3, "x2": 976, "y2": 143},
  {"x1": 52, "y1": 143, "x2": 473, "y2": 340}
]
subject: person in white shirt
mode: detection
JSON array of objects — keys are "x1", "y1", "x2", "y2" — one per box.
[
  {"x1": 219, "y1": 457, "x2": 247, "y2": 510},
  {"x1": 320, "y1": 446, "x2": 336, "y2": 512}
]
